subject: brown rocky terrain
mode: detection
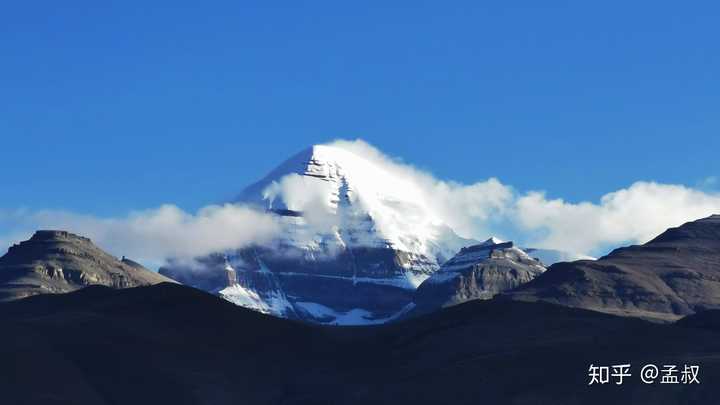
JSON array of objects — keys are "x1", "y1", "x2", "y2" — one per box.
[
  {"x1": 413, "y1": 239, "x2": 545, "y2": 314},
  {"x1": 506, "y1": 215, "x2": 720, "y2": 321},
  {"x1": 0, "y1": 230, "x2": 174, "y2": 301}
]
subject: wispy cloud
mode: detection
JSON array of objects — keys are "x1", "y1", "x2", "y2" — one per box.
[
  {"x1": 0, "y1": 204, "x2": 280, "y2": 268},
  {"x1": 697, "y1": 176, "x2": 718, "y2": 191},
  {"x1": 513, "y1": 182, "x2": 720, "y2": 254}
]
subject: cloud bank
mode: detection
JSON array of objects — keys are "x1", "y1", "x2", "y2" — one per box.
[
  {"x1": 327, "y1": 140, "x2": 720, "y2": 255},
  {"x1": 0, "y1": 204, "x2": 280, "y2": 268},
  {"x1": 514, "y1": 182, "x2": 720, "y2": 254},
  {"x1": 1, "y1": 139, "x2": 719, "y2": 266}
]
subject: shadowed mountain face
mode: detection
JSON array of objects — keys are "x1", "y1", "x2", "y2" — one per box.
[
  {"x1": 1, "y1": 282, "x2": 719, "y2": 405},
  {"x1": 160, "y1": 244, "x2": 435, "y2": 324},
  {"x1": 0, "y1": 230, "x2": 173, "y2": 302},
  {"x1": 506, "y1": 215, "x2": 720, "y2": 321}
]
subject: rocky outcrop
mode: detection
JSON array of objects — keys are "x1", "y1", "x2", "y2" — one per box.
[
  {"x1": 412, "y1": 239, "x2": 546, "y2": 314},
  {"x1": 0, "y1": 230, "x2": 174, "y2": 302},
  {"x1": 506, "y1": 215, "x2": 720, "y2": 322}
]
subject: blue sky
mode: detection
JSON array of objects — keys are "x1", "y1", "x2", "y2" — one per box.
[{"x1": 1, "y1": 1, "x2": 719, "y2": 217}]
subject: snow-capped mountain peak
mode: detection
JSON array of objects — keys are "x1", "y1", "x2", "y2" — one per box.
[
  {"x1": 237, "y1": 143, "x2": 471, "y2": 262},
  {"x1": 161, "y1": 143, "x2": 593, "y2": 324}
]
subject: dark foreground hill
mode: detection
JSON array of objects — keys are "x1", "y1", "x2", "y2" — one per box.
[
  {"x1": 506, "y1": 215, "x2": 720, "y2": 322},
  {"x1": 1, "y1": 283, "x2": 719, "y2": 405}
]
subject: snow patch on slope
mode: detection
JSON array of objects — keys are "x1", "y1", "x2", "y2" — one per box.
[
  {"x1": 218, "y1": 261, "x2": 294, "y2": 316},
  {"x1": 294, "y1": 301, "x2": 416, "y2": 325},
  {"x1": 219, "y1": 284, "x2": 293, "y2": 315}
]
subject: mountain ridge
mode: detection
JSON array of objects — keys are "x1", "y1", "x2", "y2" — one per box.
[
  {"x1": 0, "y1": 230, "x2": 173, "y2": 302},
  {"x1": 506, "y1": 214, "x2": 720, "y2": 321}
]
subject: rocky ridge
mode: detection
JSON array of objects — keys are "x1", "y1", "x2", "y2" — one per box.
[{"x1": 0, "y1": 230, "x2": 173, "y2": 301}]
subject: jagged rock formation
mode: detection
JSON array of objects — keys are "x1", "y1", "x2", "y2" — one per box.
[
  {"x1": 0, "y1": 230, "x2": 173, "y2": 302},
  {"x1": 412, "y1": 238, "x2": 545, "y2": 314},
  {"x1": 506, "y1": 215, "x2": 720, "y2": 321}
]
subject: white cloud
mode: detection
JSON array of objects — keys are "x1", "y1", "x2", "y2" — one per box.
[
  {"x1": 513, "y1": 182, "x2": 720, "y2": 254},
  {"x1": 263, "y1": 172, "x2": 338, "y2": 233},
  {"x1": 0, "y1": 204, "x2": 280, "y2": 268},
  {"x1": 327, "y1": 139, "x2": 515, "y2": 239}
]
